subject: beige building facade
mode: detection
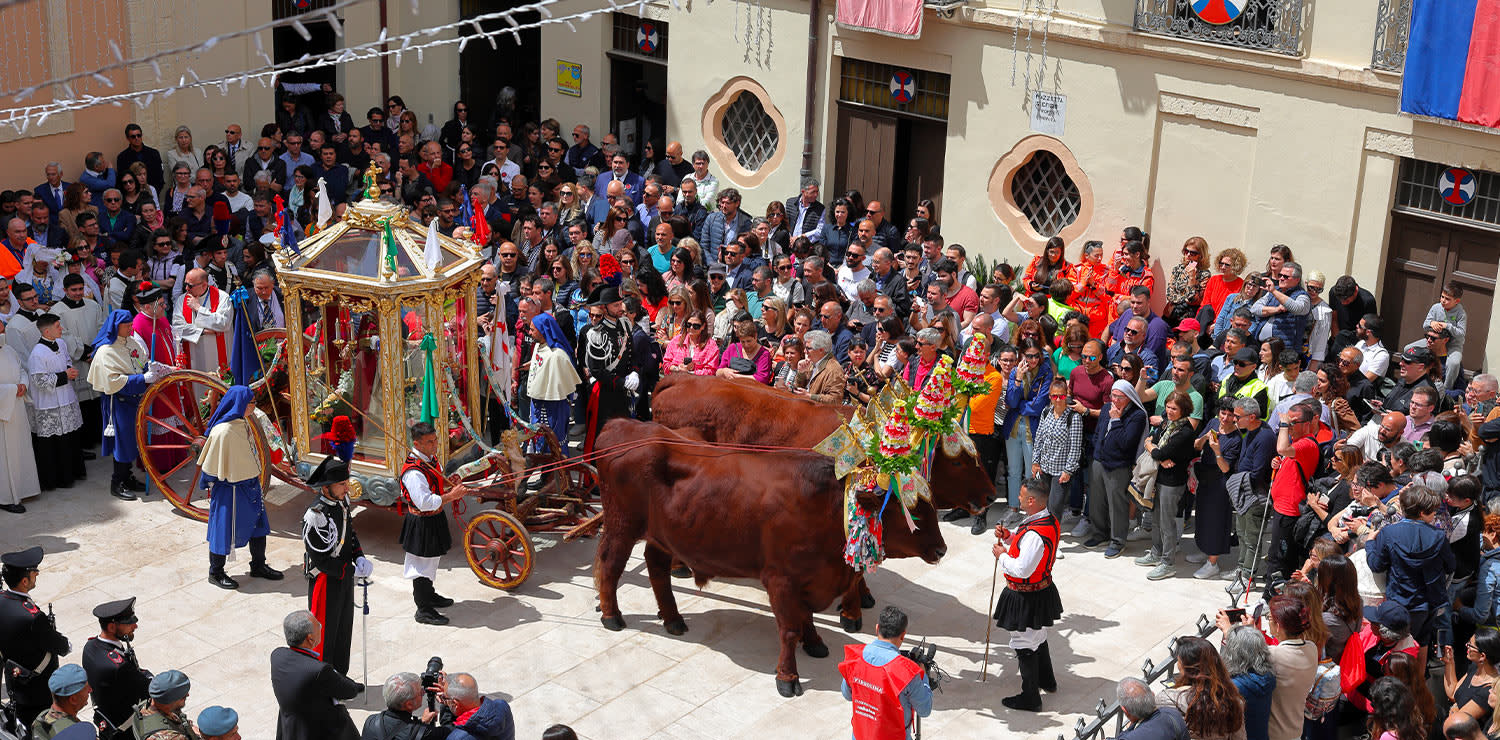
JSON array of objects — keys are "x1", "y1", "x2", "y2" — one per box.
[{"x1": 539, "y1": 0, "x2": 1500, "y2": 373}]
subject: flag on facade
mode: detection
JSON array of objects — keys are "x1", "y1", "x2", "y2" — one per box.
[{"x1": 1400, "y1": 0, "x2": 1500, "y2": 128}]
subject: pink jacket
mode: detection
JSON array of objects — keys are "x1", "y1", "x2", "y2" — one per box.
[{"x1": 662, "y1": 335, "x2": 719, "y2": 376}]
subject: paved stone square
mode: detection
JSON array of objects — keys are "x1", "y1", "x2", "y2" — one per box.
[{"x1": 4, "y1": 457, "x2": 1234, "y2": 740}]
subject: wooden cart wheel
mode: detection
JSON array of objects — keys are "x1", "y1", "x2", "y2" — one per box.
[
  {"x1": 464, "y1": 510, "x2": 535, "y2": 590},
  {"x1": 558, "y1": 463, "x2": 601, "y2": 522},
  {"x1": 136, "y1": 370, "x2": 272, "y2": 521}
]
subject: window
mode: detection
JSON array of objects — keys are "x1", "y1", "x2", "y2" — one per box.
[
  {"x1": 838, "y1": 58, "x2": 950, "y2": 122},
  {"x1": 988, "y1": 136, "x2": 1093, "y2": 247},
  {"x1": 1395, "y1": 158, "x2": 1500, "y2": 227},
  {"x1": 1010, "y1": 151, "x2": 1080, "y2": 238},
  {"x1": 1133, "y1": 0, "x2": 1305, "y2": 57},
  {"x1": 701, "y1": 77, "x2": 787, "y2": 187},
  {"x1": 720, "y1": 93, "x2": 779, "y2": 172},
  {"x1": 611, "y1": 12, "x2": 669, "y2": 62},
  {"x1": 1370, "y1": 0, "x2": 1411, "y2": 72}
]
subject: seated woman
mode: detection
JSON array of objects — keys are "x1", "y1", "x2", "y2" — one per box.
[
  {"x1": 660, "y1": 312, "x2": 718, "y2": 377},
  {"x1": 1443, "y1": 627, "x2": 1500, "y2": 732}
]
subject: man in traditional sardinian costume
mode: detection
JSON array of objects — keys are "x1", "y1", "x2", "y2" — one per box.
[
  {"x1": 581, "y1": 285, "x2": 635, "y2": 454},
  {"x1": 990, "y1": 476, "x2": 1063, "y2": 713},
  {"x1": 48, "y1": 274, "x2": 104, "y2": 451},
  {"x1": 301, "y1": 456, "x2": 370, "y2": 675},
  {"x1": 0, "y1": 318, "x2": 40, "y2": 513},
  {"x1": 197, "y1": 385, "x2": 284, "y2": 589},
  {"x1": 28, "y1": 314, "x2": 86, "y2": 491},
  {"x1": 400, "y1": 421, "x2": 469, "y2": 626},
  {"x1": 87, "y1": 310, "x2": 162, "y2": 501}
]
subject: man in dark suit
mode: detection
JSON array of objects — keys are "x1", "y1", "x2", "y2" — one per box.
[
  {"x1": 246, "y1": 271, "x2": 285, "y2": 332},
  {"x1": 599, "y1": 151, "x2": 644, "y2": 204},
  {"x1": 784, "y1": 177, "x2": 825, "y2": 242},
  {"x1": 271, "y1": 610, "x2": 361, "y2": 740},
  {"x1": 33, "y1": 163, "x2": 70, "y2": 227},
  {"x1": 25, "y1": 202, "x2": 68, "y2": 250},
  {"x1": 116, "y1": 124, "x2": 165, "y2": 191}
]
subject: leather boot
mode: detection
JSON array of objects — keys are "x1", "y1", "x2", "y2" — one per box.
[
  {"x1": 1001, "y1": 648, "x2": 1042, "y2": 711},
  {"x1": 412, "y1": 577, "x2": 433, "y2": 608},
  {"x1": 1036, "y1": 641, "x2": 1057, "y2": 693}
]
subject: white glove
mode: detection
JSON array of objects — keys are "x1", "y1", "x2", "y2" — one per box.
[
  {"x1": 354, "y1": 556, "x2": 373, "y2": 578},
  {"x1": 623, "y1": 371, "x2": 640, "y2": 392},
  {"x1": 367, "y1": 336, "x2": 381, "y2": 351},
  {"x1": 143, "y1": 366, "x2": 160, "y2": 383}
]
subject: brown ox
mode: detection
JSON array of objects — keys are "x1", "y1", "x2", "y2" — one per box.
[
  {"x1": 593, "y1": 419, "x2": 948, "y2": 697},
  {"x1": 652, "y1": 374, "x2": 993, "y2": 630}
]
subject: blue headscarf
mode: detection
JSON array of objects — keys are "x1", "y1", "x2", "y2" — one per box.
[
  {"x1": 93, "y1": 309, "x2": 136, "y2": 350},
  {"x1": 203, "y1": 385, "x2": 255, "y2": 433},
  {"x1": 531, "y1": 312, "x2": 573, "y2": 362}
]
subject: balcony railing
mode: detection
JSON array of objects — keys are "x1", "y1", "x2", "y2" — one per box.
[
  {"x1": 1371, "y1": 0, "x2": 1411, "y2": 72},
  {"x1": 1134, "y1": 0, "x2": 1305, "y2": 57}
]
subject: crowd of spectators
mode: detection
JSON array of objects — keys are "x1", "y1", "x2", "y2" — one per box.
[{"x1": 3, "y1": 81, "x2": 1500, "y2": 739}]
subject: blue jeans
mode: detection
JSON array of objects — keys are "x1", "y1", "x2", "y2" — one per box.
[{"x1": 1005, "y1": 426, "x2": 1033, "y2": 510}]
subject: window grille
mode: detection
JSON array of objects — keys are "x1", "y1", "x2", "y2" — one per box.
[
  {"x1": 1010, "y1": 150, "x2": 1080, "y2": 238},
  {"x1": 838, "y1": 58, "x2": 951, "y2": 122},
  {"x1": 720, "y1": 92, "x2": 779, "y2": 172},
  {"x1": 274, "y1": 0, "x2": 339, "y2": 19},
  {"x1": 611, "y1": 12, "x2": 669, "y2": 61},
  {"x1": 1133, "y1": 0, "x2": 1305, "y2": 57},
  {"x1": 1395, "y1": 158, "x2": 1500, "y2": 227},
  {"x1": 1370, "y1": 0, "x2": 1411, "y2": 72}
]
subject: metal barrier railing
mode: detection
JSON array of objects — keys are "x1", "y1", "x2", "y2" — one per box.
[{"x1": 1057, "y1": 613, "x2": 1219, "y2": 740}]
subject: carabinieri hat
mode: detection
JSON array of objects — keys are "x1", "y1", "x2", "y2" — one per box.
[
  {"x1": 93, "y1": 597, "x2": 140, "y2": 625},
  {"x1": 306, "y1": 456, "x2": 350, "y2": 488},
  {"x1": 0, "y1": 546, "x2": 43, "y2": 569},
  {"x1": 585, "y1": 284, "x2": 622, "y2": 307}
]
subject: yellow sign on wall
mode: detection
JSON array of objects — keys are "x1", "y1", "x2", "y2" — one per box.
[{"x1": 556, "y1": 60, "x2": 582, "y2": 97}]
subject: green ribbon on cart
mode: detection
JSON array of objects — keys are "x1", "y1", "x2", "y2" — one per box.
[
  {"x1": 382, "y1": 217, "x2": 399, "y2": 275},
  {"x1": 420, "y1": 332, "x2": 440, "y2": 425}
]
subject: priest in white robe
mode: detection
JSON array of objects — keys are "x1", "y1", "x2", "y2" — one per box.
[
  {"x1": 28, "y1": 313, "x2": 84, "y2": 490},
  {"x1": 170, "y1": 267, "x2": 234, "y2": 373},
  {"x1": 0, "y1": 319, "x2": 40, "y2": 512},
  {"x1": 48, "y1": 274, "x2": 104, "y2": 448}
]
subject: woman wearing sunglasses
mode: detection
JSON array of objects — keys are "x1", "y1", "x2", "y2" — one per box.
[
  {"x1": 1164, "y1": 236, "x2": 1211, "y2": 326},
  {"x1": 661, "y1": 312, "x2": 717, "y2": 377}
]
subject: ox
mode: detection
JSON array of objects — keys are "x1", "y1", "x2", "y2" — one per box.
[
  {"x1": 593, "y1": 419, "x2": 948, "y2": 697},
  {"x1": 652, "y1": 374, "x2": 993, "y2": 629}
]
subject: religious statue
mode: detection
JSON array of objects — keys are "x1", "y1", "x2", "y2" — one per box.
[{"x1": 363, "y1": 161, "x2": 384, "y2": 200}]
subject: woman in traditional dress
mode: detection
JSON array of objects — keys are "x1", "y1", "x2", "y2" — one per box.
[
  {"x1": 0, "y1": 319, "x2": 39, "y2": 512},
  {"x1": 526, "y1": 313, "x2": 580, "y2": 454},
  {"x1": 198, "y1": 385, "x2": 284, "y2": 589}
]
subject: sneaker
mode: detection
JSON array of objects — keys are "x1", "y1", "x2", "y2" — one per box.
[
  {"x1": 1083, "y1": 536, "x2": 1108, "y2": 549},
  {"x1": 1061, "y1": 511, "x2": 1082, "y2": 528},
  {"x1": 1001, "y1": 509, "x2": 1025, "y2": 528},
  {"x1": 1104, "y1": 544, "x2": 1124, "y2": 559},
  {"x1": 970, "y1": 515, "x2": 989, "y2": 536},
  {"x1": 1127, "y1": 526, "x2": 1151, "y2": 542},
  {"x1": 1070, "y1": 518, "x2": 1092, "y2": 538},
  {"x1": 1193, "y1": 561, "x2": 1221, "y2": 580},
  {"x1": 1147, "y1": 562, "x2": 1174, "y2": 581},
  {"x1": 1185, "y1": 552, "x2": 1208, "y2": 564},
  {"x1": 941, "y1": 509, "x2": 970, "y2": 523},
  {"x1": 1133, "y1": 553, "x2": 1160, "y2": 567}
]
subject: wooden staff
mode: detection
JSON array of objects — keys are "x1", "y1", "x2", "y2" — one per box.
[{"x1": 981, "y1": 555, "x2": 999, "y2": 682}]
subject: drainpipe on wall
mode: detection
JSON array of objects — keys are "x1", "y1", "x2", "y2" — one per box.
[
  {"x1": 801, "y1": 0, "x2": 820, "y2": 178},
  {"x1": 379, "y1": 0, "x2": 391, "y2": 102}
]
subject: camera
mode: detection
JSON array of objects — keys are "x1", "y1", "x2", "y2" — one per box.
[
  {"x1": 420, "y1": 656, "x2": 444, "y2": 713},
  {"x1": 900, "y1": 639, "x2": 948, "y2": 692},
  {"x1": 1347, "y1": 504, "x2": 1372, "y2": 519}
]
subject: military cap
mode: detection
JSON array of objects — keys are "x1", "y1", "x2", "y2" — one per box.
[
  {"x1": 306, "y1": 456, "x2": 350, "y2": 488},
  {"x1": 148, "y1": 670, "x2": 190, "y2": 703},
  {"x1": 0, "y1": 546, "x2": 43, "y2": 569},
  {"x1": 93, "y1": 597, "x2": 139, "y2": 625},
  {"x1": 196, "y1": 706, "x2": 238, "y2": 736},
  {"x1": 48, "y1": 664, "x2": 88, "y2": 696}
]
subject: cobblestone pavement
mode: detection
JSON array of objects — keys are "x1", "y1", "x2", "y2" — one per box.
[{"x1": 3, "y1": 458, "x2": 1232, "y2": 740}]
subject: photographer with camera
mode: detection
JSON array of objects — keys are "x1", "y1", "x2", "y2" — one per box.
[
  {"x1": 838, "y1": 606, "x2": 932, "y2": 739},
  {"x1": 441, "y1": 673, "x2": 513, "y2": 740},
  {"x1": 989, "y1": 476, "x2": 1063, "y2": 712},
  {"x1": 359, "y1": 672, "x2": 446, "y2": 740}
]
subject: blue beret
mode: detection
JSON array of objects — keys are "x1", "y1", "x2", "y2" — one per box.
[
  {"x1": 48, "y1": 664, "x2": 88, "y2": 696},
  {"x1": 148, "y1": 669, "x2": 190, "y2": 702},
  {"x1": 196, "y1": 706, "x2": 238, "y2": 736}
]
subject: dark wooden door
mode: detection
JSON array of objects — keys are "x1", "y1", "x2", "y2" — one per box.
[
  {"x1": 1383, "y1": 214, "x2": 1497, "y2": 371},
  {"x1": 834, "y1": 106, "x2": 896, "y2": 209}
]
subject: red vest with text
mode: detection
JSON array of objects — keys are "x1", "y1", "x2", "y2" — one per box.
[
  {"x1": 838, "y1": 644, "x2": 924, "y2": 740},
  {"x1": 1004, "y1": 514, "x2": 1060, "y2": 589},
  {"x1": 398, "y1": 453, "x2": 445, "y2": 517}
]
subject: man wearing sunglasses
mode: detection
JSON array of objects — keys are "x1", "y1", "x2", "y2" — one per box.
[
  {"x1": 1217, "y1": 347, "x2": 1269, "y2": 421},
  {"x1": 115, "y1": 123, "x2": 165, "y2": 191},
  {"x1": 242, "y1": 137, "x2": 288, "y2": 194},
  {"x1": 1251, "y1": 260, "x2": 1310, "y2": 361}
]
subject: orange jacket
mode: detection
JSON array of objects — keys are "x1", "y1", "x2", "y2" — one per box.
[{"x1": 967, "y1": 366, "x2": 1004, "y2": 435}]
